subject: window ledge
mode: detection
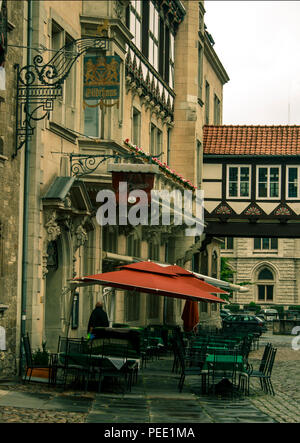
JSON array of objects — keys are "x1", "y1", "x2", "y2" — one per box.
[
  {"x1": 48, "y1": 121, "x2": 78, "y2": 144},
  {"x1": 253, "y1": 251, "x2": 278, "y2": 255}
]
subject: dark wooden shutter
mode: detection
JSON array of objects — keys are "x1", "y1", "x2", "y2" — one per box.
[
  {"x1": 159, "y1": 18, "x2": 165, "y2": 77},
  {"x1": 141, "y1": 0, "x2": 149, "y2": 57}
]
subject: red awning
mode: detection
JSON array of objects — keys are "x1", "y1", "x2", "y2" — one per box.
[{"x1": 74, "y1": 261, "x2": 227, "y2": 304}]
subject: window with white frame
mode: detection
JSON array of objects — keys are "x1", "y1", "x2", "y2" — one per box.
[
  {"x1": 51, "y1": 20, "x2": 76, "y2": 128},
  {"x1": 129, "y1": 0, "x2": 142, "y2": 51},
  {"x1": 287, "y1": 166, "x2": 300, "y2": 199},
  {"x1": 84, "y1": 100, "x2": 103, "y2": 138},
  {"x1": 227, "y1": 166, "x2": 250, "y2": 198},
  {"x1": 254, "y1": 238, "x2": 278, "y2": 250},
  {"x1": 149, "y1": 1, "x2": 159, "y2": 71},
  {"x1": 257, "y1": 166, "x2": 280, "y2": 199},
  {"x1": 169, "y1": 32, "x2": 175, "y2": 89}
]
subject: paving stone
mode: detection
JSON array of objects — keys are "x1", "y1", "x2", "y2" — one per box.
[{"x1": 0, "y1": 333, "x2": 299, "y2": 423}]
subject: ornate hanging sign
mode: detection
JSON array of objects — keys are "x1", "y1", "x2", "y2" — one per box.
[
  {"x1": 108, "y1": 164, "x2": 160, "y2": 206},
  {"x1": 83, "y1": 55, "x2": 121, "y2": 109}
]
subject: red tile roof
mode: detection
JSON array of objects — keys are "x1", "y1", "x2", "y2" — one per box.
[{"x1": 203, "y1": 125, "x2": 300, "y2": 156}]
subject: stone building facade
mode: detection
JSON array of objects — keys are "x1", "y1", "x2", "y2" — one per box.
[
  {"x1": 0, "y1": 0, "x2": 229, "y2": 377},
  {"x1": 0, "y1": 0, "x2": 25, "y2": 375},
  {"x1": 221, "y1": 237, "x2": 300, "y2": 309},
  {"x1": 202, "y1": 124, "x2": 300, "y2": 311}
]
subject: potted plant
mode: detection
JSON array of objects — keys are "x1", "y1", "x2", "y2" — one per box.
[{"x1": 29, "y1": 341, "x2": 50, "y2": 379}]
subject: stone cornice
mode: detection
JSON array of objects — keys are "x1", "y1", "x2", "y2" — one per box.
[
  {"x1": 204, "y1": 35, "x2": 230, "y2": 85},
  {"x1": 77, "y1": 138, "x2": 129, "y2": 155}
]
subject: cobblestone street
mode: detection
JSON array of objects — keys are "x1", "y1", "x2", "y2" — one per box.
[{"x1": 0, "y1": 332, "x2": 299, "y2": 424}]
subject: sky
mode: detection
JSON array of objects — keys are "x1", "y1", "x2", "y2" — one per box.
[{"x1": 204, "y1": 0, "x2": 300, "y2": 125}]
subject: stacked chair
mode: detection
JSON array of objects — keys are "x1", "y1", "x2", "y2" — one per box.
[
  {"x1": 238, "y1": 343, "x2": 277, "y2": 395},
  {"x1": 172, "y1": 328, "x2": 208, "y2": 393}
]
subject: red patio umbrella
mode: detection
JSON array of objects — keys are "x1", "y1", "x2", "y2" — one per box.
[
  {"x1": 74, "y1": 261, "x2": 227, "y2": 304},
  {"x1": 181, "y1": 300, "x2": 200, "y2": 333}
]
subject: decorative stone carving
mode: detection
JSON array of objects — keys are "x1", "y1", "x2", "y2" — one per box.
[
  {"x1": 45, "y1": 210, "x2": 61, "y2": 243},
  {"x1": 64, "y1": 194, "x2": 72, "y2": 209},
  {"x1": 42, "y1": 253, "x2": 49, "y2": 279},
  {"x1": 74, "y1": 223, "x2": 88, "y2": 251},
  {"x1": 114, "y1": 0, "x2": 128, "y2": 19}
]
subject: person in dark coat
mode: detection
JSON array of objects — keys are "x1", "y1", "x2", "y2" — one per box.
[{"x1": 87, "y1": 301, "x2": 109, "y2": 333}]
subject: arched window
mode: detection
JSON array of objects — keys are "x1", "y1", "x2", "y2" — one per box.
[
  {"x1": 258, "y1": 268, "x2": 273, "y2": 280},
  {"x1": 257, "y1": 267, "x2": 274, "y2": 302}
]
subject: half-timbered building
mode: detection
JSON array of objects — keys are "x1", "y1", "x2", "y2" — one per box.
[{"x1": 203, "y1": 125, "x2": 300, "y2": 308}]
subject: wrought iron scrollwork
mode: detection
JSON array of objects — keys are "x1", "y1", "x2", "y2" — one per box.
[
  {"x1": 70, "y1": 153, "x2": 137, "y2": 177},
  {"x1": 70, "y1": 150, "x2": 164, "y2": 177},
  {"x1": 14, "y1": 37, "x2": 109, "y2": 156}
]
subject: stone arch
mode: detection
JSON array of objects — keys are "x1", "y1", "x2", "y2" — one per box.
[{"x1": 251, "y1": 261, "x2": 279, "y2": 282}]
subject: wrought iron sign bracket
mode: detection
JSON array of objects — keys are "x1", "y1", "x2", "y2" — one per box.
[
  {"x1": 14, "y1": 37, "x2": 109, "y2": 157},
  {"x1": 70, "y1": 152, "x2": 162, "y2": 178}
]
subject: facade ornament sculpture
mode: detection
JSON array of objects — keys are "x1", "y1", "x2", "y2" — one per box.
[
  {"x1": 74, "y1": 222, "x2": 88, "y2": 251},
  {"x1": 45, "y1": 210, "x2": 61, "y2": 243}
]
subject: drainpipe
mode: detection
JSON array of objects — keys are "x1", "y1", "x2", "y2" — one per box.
[{"x1": 19, "y1": 0, "x2": 32, "y2": 376}]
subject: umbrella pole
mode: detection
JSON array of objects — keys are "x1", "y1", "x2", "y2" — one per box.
[{"x1": 163, "y1": 296, "x2": 167, "y2": 326}]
